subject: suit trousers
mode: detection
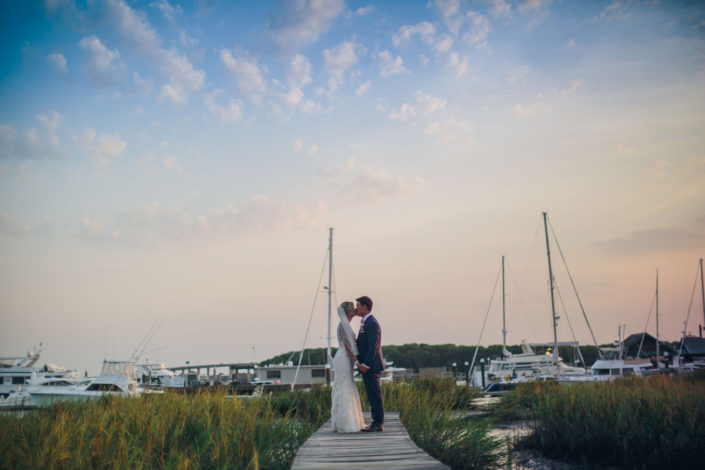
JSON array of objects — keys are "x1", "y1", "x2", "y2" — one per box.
[{"x1": 362, "y1": 370, "x2": 384, "y2": 426}]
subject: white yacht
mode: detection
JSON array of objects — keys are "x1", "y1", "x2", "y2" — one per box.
[
  {"x1": 28, "y1": 360, "x2": 141, "y2": 406},
  {"x1": 135, "y1": 362, "x2": 184, "y2": 389},
  {"x1": 0, "y1": 376, "x2": 90, "y2": 410},
  {"x1": 0, "y1": 344, "x2": 80, "y2": 398},
  {"x1": 559, "y1": 347, "x2": 652, "y2": 384},
  {"x1": 484, "y1": 341, "x2": 587, "y2": 388}
]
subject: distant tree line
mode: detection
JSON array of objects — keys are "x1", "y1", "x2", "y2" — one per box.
[{"x1": 259, "y1": 343, "x2": 627, "y2": 370}]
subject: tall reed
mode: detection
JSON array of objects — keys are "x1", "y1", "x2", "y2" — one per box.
[
  {"x1": 520, "y1": 372, "x2": 705, "y2": 468},
  {"x1": 0, "y1": 390, "x2": 327, "y2": 470},
  {"x1": 377, "y1": 378, "x2": 503, "y2": 470}
]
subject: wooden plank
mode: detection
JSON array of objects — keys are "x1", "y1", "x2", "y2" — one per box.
[{"x1": 292, "y1": 412, "x2": 449, "y2": 470}]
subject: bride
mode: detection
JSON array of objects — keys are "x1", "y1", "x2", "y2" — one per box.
[{"x1": 331, "y1": 301, "x2": 365, "y2": 433}]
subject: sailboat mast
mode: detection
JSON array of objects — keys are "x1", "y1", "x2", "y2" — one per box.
[
  {"x1": 502, "y1": 255, "x2": 507, "y2": 355},
  {"x1": 327, "y1": 227, "x2": 333, "y2": 370},
  {"x1": 656, "y1": 268, "x2": 661, "y2": 369},
  {"x1": 700, "y1": 258, "x2": 705, "y2": 331},
  {"x1": 543, "y1": 212, "x2": 559, "y2": 365}
]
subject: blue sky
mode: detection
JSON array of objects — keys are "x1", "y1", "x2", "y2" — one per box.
[{"x1": 1, "y1": 0, "x2": 704, "y2": 374}]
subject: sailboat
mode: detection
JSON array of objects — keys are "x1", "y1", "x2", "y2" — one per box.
[{"x1": 482, "y1": 212, "x2": 595, "y2": 391}]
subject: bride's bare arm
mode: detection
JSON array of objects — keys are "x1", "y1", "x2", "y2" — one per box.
[{"x1": 341, "y1": 331, "x2": 358, "y2": 363}]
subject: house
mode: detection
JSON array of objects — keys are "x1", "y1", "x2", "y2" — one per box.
[
  {"x1": 678, "y1": 336, "x2": 705, "y2": 364},
  {"x1": 622, "y1": 333, "x2": 674, "y2": 361}
]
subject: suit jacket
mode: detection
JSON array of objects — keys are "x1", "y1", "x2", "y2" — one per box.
[{"x1": 356, "y1": 314, "x2": 385, "y2": 373}]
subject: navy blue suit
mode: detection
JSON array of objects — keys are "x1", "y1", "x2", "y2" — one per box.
[{"x1": 356, "y1": 314, "x2": 385, "y2": 426}]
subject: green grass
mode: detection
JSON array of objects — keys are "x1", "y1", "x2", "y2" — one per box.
[
  {"x1": 0, "y1": 379, "x2": 505, "y2": 470},
  {"x1": 507, "y1": 372, "x2": 705, "y2": 468},
  {"x1": 0, "y1": 390, "x2": 328, "y2": 470},
  {"x1": 380, "y1": 378, "x2": 504, "y2": 470}
]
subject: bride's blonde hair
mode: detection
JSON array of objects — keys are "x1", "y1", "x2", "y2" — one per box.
[{"x1": 340, "y1": 301, "x2": 355, "y2": 313}]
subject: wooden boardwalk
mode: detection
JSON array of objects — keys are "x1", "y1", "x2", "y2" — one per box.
[{"x1": 291, "y1": 412, "x2": 449, "y2": 469}]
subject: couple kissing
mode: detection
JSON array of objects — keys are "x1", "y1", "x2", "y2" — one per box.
[{"x1": 331, "y1": 295, "x2": 385, "y2": 433}]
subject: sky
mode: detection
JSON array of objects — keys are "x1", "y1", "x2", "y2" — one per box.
[{"x1": 1, "y1": 0, "x2": 704, "y2": 375}]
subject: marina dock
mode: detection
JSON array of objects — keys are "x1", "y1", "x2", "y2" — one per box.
[{"x1": 291, "y1": 411, "x2": 449, "y2": 469}]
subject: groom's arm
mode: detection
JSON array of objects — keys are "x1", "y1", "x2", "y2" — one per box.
[{"x1": 361, "y1": 321, "x2": 380, "y2": 369}]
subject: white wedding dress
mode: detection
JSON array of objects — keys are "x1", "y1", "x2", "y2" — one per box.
[{"x1": 331, "y1": 307, "x2": 365, "y2": 433}]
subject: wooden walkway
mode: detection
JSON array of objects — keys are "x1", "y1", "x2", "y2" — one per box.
[{"x1": 291, "y1": 412, "x2": 450, "y2": 469}]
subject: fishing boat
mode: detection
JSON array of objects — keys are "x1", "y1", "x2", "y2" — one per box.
[
  {"x1": 28, "y1": 360, "x2": 140, "y2": 406},
  {"x1": 0, "y1": 344, "x2": 80, "y2": 398}
]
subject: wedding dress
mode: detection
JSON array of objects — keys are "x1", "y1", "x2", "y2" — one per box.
[{"x1": 331, "y1": 307, "x2": 365, "y2": 433}]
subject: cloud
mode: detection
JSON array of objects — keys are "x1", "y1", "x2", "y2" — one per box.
[
  {"x1": 447, "y1": 51, "x2": 469, "y2": 77},
  {"x1": 597, "y1": 223, "x2": 705, "y2": 255},
  {"x1": 562, "y1": 79, "x2": 583, "y2": 95},
  {"x1": 132, "y1": 72, "x2": 155, "y2": 95},
  {"x1": 347, "y1": 168, "x2": 425, "y2": 202},
  {"x1": 506, "y1": 73, "x2": 523, "y2": 84},
  {"x1": 376, "y1": 50, "x2": 408, "y2": 77},
  {"x1": 433, "y1": 34, "x2": 454, "y2": 55},
  {"x1": 103, "y1": 0, "x2": 205, "y2": 104},
  {"x1": 433, "y1": 0, "x2": 464, "y2": 35},
  {"x1": 352, "y1": 6, "x2": 373, "y2": 17},
  {"x1": 220, "y1": 49, "x2": 268, "y2": 105},
  {"x1": 287, "y1": 53, "x2": 312, "y2": 87},
  {"x1": 324, "y1": 40, "x2": 359, "y2": 77},
  {"x1": 611, "y1": 144, "x2": 634, "y2": 154},
  {"x1": 388, "y1": 103, "x2": 416, "y2": 121},
  {"x1": 0, "y1": 212, "x2": 50, "y2": 237},
  {"x1": 294, "y1": 138, "x2": 303, "y2": 151},
  {"x1": 513, "y1": 79, "x2": 582, "y2": 117},
  {"x1": 48, "y1": 52, "x2": 67, "y2": 73},
  {"x1": 323, "y1": 40, "x2": 360, "y2": 93},
  {"x1": 76, "y1": 128, "x2": 127, "y2": 168},
  {"x1": 78, "y1": 35, "x2": 124, "y2": 85},
  {"x1": 592, "y1": 1, "x2": 631, "y2": 22},
  {"x1": 204, "y1": 89, "x2": 243, "y2": 123},
  {"x1": 321, "y1": 157, "x2": 425, "y2": 202},
  {"x1": 309, "y1": 144, "x2": 319, "y2": 155},
  {"x1": 0, "y1": 113, "x2": 65, "y2": 160},
  {"x1": 518, "y1": 0, "x2": 554, "y2": 13},
  {"x1": 161, "y1": 154, "x2": 183, "y2": 172},
  {"x1": 424, "y1": 118, "x2": 474, "y2": 143},
  {"x1": 150, "y1": 0, "x2": 182, "y2": 22},
  {"x1": 37, "y1": 110, "x2": 63, "y2": 134},
  {"x1": 73, "y1": 197, "x2": 327, "y2": 246},
  {"x1": 266, "y1": 0, "x2": 344, "y2": 56},
  {"x1": 388, "y1": 90, "x2": 446, "y2": 122},
  {"x1": 356, "y1": 80, "x2": 371, "y2": 95},
  {"x1": 486, "y1": 0, "x2": 511, "y2": 18},
  {"x1": 319, "y1": 155, "x2": 356, "y2": 175},
  {"x1": 392, "y1": 22, "x2": 436, "y2": 47},
  {"x1": 462, "y1": 12, "x2": 491, "y2": 49},
  {"x1": 415, "y1": 91, "x2": 446, "y2": 114}
]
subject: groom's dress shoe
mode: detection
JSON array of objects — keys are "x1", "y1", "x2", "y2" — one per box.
[{"x1": 362, "y1": 425, "x2": 384, "y2": 432}]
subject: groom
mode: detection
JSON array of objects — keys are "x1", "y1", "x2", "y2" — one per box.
[{"x1": 354, "y1": 295, "x2": 385, "y2": 432}]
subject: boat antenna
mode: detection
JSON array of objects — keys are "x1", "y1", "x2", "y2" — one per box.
[
  {"x1": 548, "y1": 218, "x2": 603, "y2": 358},
  {"x1": 327, "y1": 227, "x2": 334, "y2": 373},
  {"x1": 543, "y1": 212, "x2": 559, "y2": 366},
  {"x1": 656, "y1": 268, "x2": 661, "y2": 369},
  {"x1": 502, "y1": 255, "x2": 508, "y2": 357},
  {"x1": 678, "y1": 261, "x2": 701, "y2": 357},
  {"x1": 701, "y1": 258, "x2": 705, "y2": 334}
]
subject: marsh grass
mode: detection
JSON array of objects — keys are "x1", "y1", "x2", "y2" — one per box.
[
  {"x1": 515, "y1": 372, "x2": 705, "y2": 468},
  {"x1": 378, "y1": 378, "x2": 504, "y2": 470},
  {"x1": 0, "y1": 390, "x2": 328, "y2": 470},
  {"x1": 0, "y1": 379, "x2": 506, "y2": 470}
]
